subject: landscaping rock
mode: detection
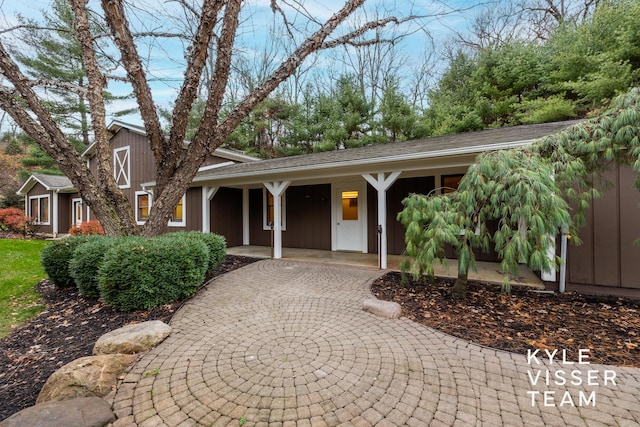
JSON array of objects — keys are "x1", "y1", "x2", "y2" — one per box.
[
  {"x1": 362, "y1": 298, "x2": 402, "y2": 319},
  {"x1": 36, "y1": 353, "x2": 136, "y2": 404},
  {"x1": 93, "y1": 320, "x2": 172, "y2": 355},
  {"x1": 0, "y1": 397, "x2": 114, "y2": 427}
]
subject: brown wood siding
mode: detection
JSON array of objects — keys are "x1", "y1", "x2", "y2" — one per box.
[
  {"x1": 185, "y1": 187, "x2": 202, "y2": 231},
  {"x1": 211, "y1": 187, "x2": 243, "y2": 247},
  {"x1": 567, "y1": 165, "x2": 640, "y2": 290},
  {"x1": 110, "y1": 130, "x2": 155, "y2": 207},
  {"x1": 249, "y1": 188, "x2": 271, "y2": 246},
  {"x1": 201, "y1": 154, "x2": 235, "y2": 167},
  {"x1": 282, "y1": 184, "x2": 331, "y2": 250},
  {"x1": 58, "y1": 193, "x2": 72, "y2": 233},
  {"x1": 367, "y1": 177, "x2": 436, "y2": 255},
  {"x1": 619, "y1": 166, "x2": 640, "y2": 288},
  {"x1": 247, "y1": 185, "x2": 331, "y2": 249}
]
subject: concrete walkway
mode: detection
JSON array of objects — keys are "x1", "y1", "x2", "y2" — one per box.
[{"x1": 111, "y1": 260, "x2": 640, "y2": 426}]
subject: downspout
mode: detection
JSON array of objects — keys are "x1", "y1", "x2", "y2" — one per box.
[{"x1": 559, "y1": 231, "x2": 568, "y2": 293}]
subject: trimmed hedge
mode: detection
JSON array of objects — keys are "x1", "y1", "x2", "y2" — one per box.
[
  {"x1": 68, "y1": 236, "x2": 119, "y2": 298},
  {"x1": 41, "y1": 235, "x2": 99, "y2": 288},
  {"x1": 98, "y1": 235, "x2": 209, "y2": 311},
  {"x1": 162, "y1": 231, "x2": 226, "y2": 272}
]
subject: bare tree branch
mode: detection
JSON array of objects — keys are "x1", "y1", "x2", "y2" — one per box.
[{"x1": 101, "y1": 0, "x2": 164, "y2": 159}]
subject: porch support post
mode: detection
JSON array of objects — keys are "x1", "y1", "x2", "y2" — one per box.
[
  {"x1": 202, "y1": 186, "x2": 218, "y2": 233},
  {"x1": 52, "y1": 190, "x2": 59, "y2": 237},
  {"x1": 242, "y1": 187, "x2": 250, "y2": 245},
  {"x1": 264, "y1": 181, "x2": 291, "y2": 259},
  {"x1": 362, "y1": 172, "x2": 401, "y2": 269}
]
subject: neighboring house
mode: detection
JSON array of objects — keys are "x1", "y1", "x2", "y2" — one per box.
[{"x1": 18, "y1": 120, "x2": 640, "y2": 297}]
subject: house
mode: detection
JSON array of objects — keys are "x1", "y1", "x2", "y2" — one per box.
[{"x1": 18, "y1": 120, "x2": 640, "y2": 297}]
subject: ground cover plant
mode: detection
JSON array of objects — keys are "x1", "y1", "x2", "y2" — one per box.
[{"x1": 0, "y1": 239, "x2": 48, "y2": 339}]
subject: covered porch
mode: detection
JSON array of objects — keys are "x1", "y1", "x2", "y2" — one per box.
[{"x1": 227, "y1": 245, "x2": 544, "y2": 289}]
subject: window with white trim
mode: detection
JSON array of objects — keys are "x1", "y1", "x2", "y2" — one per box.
[
  {"x1": 262, "y1": 189, "x2": 286, "y2": 230},
  {"x1": 113, "y1": 146, "x2": 130, "y2": 188},
  {"x1": 168, "y1": 194, "x2": 186, "y2": 227},
  {"x1": 135, "y1": 191, "x2": 151, "y2": 225},
  {"x1": 29, "y1": 195, "x2": 50, "y2": 225}
]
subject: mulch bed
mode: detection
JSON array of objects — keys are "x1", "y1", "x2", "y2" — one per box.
[
  {"x1": 0, "y1": 255, "x2": 259, "y2": 421},
  {"x1": 371, "y1": 272, "x2": 640, "y2": 367}
]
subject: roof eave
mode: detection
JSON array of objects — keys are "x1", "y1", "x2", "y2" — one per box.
[{"x1": 192, "y1": 139, "x2": 535, "y2": 185}]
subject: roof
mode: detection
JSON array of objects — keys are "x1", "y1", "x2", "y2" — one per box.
[
  {"x1": 193, "y1": 119, "x2": 583, "y2": 186},
  {"x1": 81, "y1": 120, "x2": 259, "y2": 163},
  {"x1": 17, "y1": 173, "x2": 74, "y2": 196}
]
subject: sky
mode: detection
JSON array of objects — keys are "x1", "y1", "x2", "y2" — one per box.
[{"x1": 0, "y1": 0, "x2": 487, "y2": 128}]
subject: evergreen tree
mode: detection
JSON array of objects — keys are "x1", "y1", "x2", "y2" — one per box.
[{"x1": 379, "y1": 78, "x2": 417, "y2": 142}]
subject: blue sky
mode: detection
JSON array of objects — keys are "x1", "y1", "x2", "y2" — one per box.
[{"x1": 0, "y1": 0, "x2": 486, "y2": 127}]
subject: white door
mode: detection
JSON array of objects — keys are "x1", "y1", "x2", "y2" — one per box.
[
  {"x1": 336, "y1": 184, "x2": 364, "y2": 251},
  {"x1": 72, "y1": 198, "x2": 82, "y2": 227}
]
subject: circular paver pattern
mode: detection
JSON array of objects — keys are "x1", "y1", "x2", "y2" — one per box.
[{"x1": 111, "y1": 260, "x2": 640, "y2": 427}]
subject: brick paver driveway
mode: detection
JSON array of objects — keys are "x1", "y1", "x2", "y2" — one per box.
[{"x1": 111, "y1": 260, "x2": 640, "y2": 426}]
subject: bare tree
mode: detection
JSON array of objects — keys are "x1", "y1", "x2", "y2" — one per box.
[
  {"x1": 0, "y1": 0, "x2": 416, "y2": 236},
  {"x1": 518, "y1": 0, "x2": 600, "y2": 40},
  {"x1": 454, "y1": 1, "x2": 526, "y2": 49}
]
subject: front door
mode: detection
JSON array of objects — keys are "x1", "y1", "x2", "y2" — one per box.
[
  {"x1": 335, "y1": 184, "x2": 364, "y2": 251},
  {"x1": 72, "y1": 198, "x2": 82, "y2": 228}
]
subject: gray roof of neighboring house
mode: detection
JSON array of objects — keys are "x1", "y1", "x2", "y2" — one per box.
[
  {"x1": 16, "y1": 173, "x2": 74, "y2": 195},
  {"x1": 33, "y1": 173, "x2": 74, "y2": 189},
  {"x1": 194, "y1": 119, "x2": 582, "y2": 183}
]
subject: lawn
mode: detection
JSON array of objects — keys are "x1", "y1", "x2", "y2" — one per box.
[{"x1": 0, "y1": 239, "x2": 49, "y2": 339}]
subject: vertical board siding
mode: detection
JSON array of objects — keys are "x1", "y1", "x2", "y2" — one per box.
[
  {"x1": 620, "y1": 166, "x2": 640, "y2": 289},
  {"x1": 567, "y1": 165, "x2": 640, "y2": 290},
  {"x1": 211, "y1": 187, "x2": 243, "y2": 247},
  {"x1": 592, "y1": 169, "x2": 620, "y2": 287},
  {"x1": 283, "y1": 184, "x2": 331, "y2": 250}
]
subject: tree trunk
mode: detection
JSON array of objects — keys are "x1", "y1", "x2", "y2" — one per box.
[
  {"x1": 451, "y1": 241, "x2": 470, "y2": 299},
  {"x1": 451, "y1": 265, "x2": 468, "y2": 300}
]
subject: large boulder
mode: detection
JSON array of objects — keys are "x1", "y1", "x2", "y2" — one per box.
[
  {"x1": 93, "y1": 320, "x2": 172, "y2": 355},
  {"x1": 36, "y1": 353, "x2": 136, "y2": 404},
  {"x1": 0, "y1": 397, "x2": 114, "y2": 427},
  {"x1": 362, "y1": 298, "x2": 402, "y2": 319}
]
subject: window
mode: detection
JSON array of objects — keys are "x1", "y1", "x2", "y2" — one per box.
[
  {"x1": 441, "y1": 174, "x2": 464, "y2": 194},
  {"x1": 168, "y1": 194, "x2": 186, "y2": 227},
  {"x1": 341, "y1": 191, "x2": 359, "y2": 220},
  {"x1": 29, "y1": 195, "x2": 50, "y2": 224},
  {"x1": 113, "y1": 146, "x2": 130, "y2": 188},
  {"x1": 263, "y1": 189, "x2": 286, "y2": 230},
  {"x1": 135, "y1": 191, "x2": 151, "y2": 224}
]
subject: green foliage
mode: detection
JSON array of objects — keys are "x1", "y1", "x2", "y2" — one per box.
[
  {"x1": 3, "y1": 138, "x2": 23, "y2": 155},
  {"x1": 159, "y1": 231, "x2": 226, "y2": 272},
  {"x1": 400, "y1": 149, "x2": 571, "y2": 295},
  {"x1": 68, "y1": 236, "x2": 116, "y2": 298},
  {"x1": 98, "y1": 235, "x2": 209, "y2": 311},
  {"x1": 40, "y1": 235, "x2": 96, "y2": 288},
  {"x1": 379, "y1": 79, "x2": 418, "y2": 141},
  {"x1": 516, "y1": 95, "x2": 577, "y2": 124}
]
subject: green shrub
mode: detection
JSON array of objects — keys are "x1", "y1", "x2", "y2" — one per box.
[
  {"x1": 162, "y1": 231, "x2": 226, "y2": 272},
  {"x1": 41, "y1": 235, "x2": 97, "y2": 288},
  {"x1": 68, "y1": 236, "x2": 118, "y2": 298},
  {"x1": 98, "y1": 235, "x2": 209, "y2": 311}
]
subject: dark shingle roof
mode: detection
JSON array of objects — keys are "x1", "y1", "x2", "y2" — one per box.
[{"x1": 195, "y1": 120, "x2": 581, "y2": 181}]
